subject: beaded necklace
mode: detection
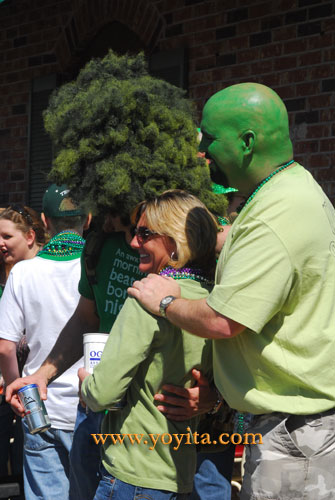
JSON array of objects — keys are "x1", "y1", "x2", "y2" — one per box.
[
  {"x1": 217, "y1": 215, "x2": 230, "y2": 227},
  {"x1": 237, "y1": 159, "x2": 295, "y2": 213},
  {"x1": 234, "y1": 411, "x2": 253, "y2": 436},
  {"x1": 159, "y1": 265, "x2": 214, "y2": 286},
  {"x1": 38, "y1": 230, "x2": 85, "y2": 261}
]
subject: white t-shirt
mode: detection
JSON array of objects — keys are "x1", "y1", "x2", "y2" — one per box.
[{"x1": 0, "y1": 256, "x2": 82, "y2": 430}]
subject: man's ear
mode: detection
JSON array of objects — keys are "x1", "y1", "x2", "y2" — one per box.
[
  {"x1": 83, "y1": 213, "x2": 92, "y2": 231},
  {"x1": 241, "y1": 130, "x2": 255, "y2": 155},
  {"x1": 41, "y1": 212, "x2": 50, "y2": 230}
]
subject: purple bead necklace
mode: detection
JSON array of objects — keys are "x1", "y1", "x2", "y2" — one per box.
[{"x1": 159, "y1": 265, "x2": 213, "y2": 285}]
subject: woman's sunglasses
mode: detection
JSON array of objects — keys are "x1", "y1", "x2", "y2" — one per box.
[
  {"x1": 10, "y1": 204, "x2": 34, "y2": 226},
  {"x1": 132, "y1": 226, "x2": 157, "y2": 243}
]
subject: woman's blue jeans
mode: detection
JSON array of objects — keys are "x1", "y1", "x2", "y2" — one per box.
[
  {"x1": 190, "y1": 445, "x2": 235, "y2": 500},
  {"x1": 94, "y1": 467, "x2": 190, "y2": 500}
]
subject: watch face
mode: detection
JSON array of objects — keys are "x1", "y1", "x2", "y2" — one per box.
[{"x1": 160, "y1": 296, "x2": 176, "y2": 316}]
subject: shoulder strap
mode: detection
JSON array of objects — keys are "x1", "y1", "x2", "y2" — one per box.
[{"x1": 84, "y1": 230, "x2": 108, "y2": 285}]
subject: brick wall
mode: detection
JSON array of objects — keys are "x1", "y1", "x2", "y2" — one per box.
[
  {"x1": 0, "y1": 0, "x2": 334, "y2": 204},
  {"x1": 0, "y1": 0, "x2": 70, "y2": 204},
  {"x1": 155, "y1": 0, "x2": 335, "y2": 199}
]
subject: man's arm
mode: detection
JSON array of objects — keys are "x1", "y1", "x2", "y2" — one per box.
[
  {"x1": 0, "y1": 271, "x2": 24, "y2": 387},
  {"x1": 6, "y1": 296, "x2": 99, "y2": 411},
  {"x1": 128, "y1": 274, "x2": 245, "y2": 339},
  {"x1": 0, "y1": 339, "x2": 20, "y2": 386},
  {"x1": 41, "y1": 296, "x2": 99, "y2": 384}
]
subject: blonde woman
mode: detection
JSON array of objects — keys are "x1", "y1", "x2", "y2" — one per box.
[{"x1": 79, "y1": 190, "x2": 219, "y2": 500}]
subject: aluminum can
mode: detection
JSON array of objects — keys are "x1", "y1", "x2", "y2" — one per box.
[{"x1": 18, "y1": 384, "x2": 51, "y2": 434}]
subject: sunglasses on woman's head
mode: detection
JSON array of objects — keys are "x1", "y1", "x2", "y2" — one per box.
[
  {"x1": 10, "y1": 204, "x2": 33, "y2": 226},
  {"x1": 133, "y1": 226, "x2": 157, "y2": 243}
]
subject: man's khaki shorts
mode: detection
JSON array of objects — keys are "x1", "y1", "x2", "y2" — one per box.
[{"x1": 240, "y1": 409, "x2": 335, "y2": 500}]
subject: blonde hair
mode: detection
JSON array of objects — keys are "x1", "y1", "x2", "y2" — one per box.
[
  {"x1": 0, "y1": 205, "x2": 47, "y2": 247},
  {"x1": 132, "y1": 190, "x2": 218, "y2": 277}
]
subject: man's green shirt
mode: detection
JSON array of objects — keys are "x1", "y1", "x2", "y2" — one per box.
[{"x1": 208, "y1": 164, "x2": 335, "y2": 414}]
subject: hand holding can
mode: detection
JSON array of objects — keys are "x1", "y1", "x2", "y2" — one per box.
[{"x1": 18, "y1": 384, "x2": 51, "y2": 434}]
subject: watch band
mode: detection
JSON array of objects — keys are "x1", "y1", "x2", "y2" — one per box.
[{"x1": 159, "y1": 295, "x2": 177, "y2": 318}]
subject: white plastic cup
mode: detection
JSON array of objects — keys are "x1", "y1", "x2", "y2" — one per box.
[{"x1": 83, "y1": 333, "x2": 109, "y2": 373}]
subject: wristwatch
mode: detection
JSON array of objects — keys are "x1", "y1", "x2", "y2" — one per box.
[{"x1": 159, "y1": 295, "x2": 177, "y2": 318}]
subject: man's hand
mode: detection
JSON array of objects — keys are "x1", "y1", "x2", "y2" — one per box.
[
  {"x1": 128, "y1": 274, "x2": 181, "y2": 316},
  {"x1": 77, "y1": 367, "x2": 90, "y2": 408},
  {"x1": 6, "y1": 372, "x2": 49, "y2": 416},
  {"x1": 154, "y1": 369, "x2": 217, "y2": 421}
]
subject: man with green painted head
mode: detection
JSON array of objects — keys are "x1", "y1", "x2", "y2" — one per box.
[
  {"x1": 199, "y1": 83, "x2": 293, "y2": 193},
  {"x1": 130, "y1": 82, "x2": 335, "y2": 499}
]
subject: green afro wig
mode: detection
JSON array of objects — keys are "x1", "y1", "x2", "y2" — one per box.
[{"x1": 44, "y1": 50, "x2": 227, "y2": 217}]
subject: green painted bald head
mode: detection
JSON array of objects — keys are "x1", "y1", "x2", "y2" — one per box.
[{"x1": 199, "y1": 82, "x2": 293, "y2": 193}]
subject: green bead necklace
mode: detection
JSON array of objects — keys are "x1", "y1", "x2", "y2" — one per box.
[
  {"x1": 236, "y1": 411, "x2": 245, "y2": 435},
  {"x1": 217, "y1": 215, "x2": 230, "y2": 227},
  {"x1": 38, "y1": 230, "x2": 85, "y2": 261},
  {"x1": 238, "y1": 159, "x2": 294, "y2": 213}
]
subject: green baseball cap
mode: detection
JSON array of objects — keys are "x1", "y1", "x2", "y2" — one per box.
[
  {"x1": 42, "y1": 184, "x2": 84, "y2": 217},
  {"x1": 211, "y1": 182, "x2": 238, "y2": 195}
]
